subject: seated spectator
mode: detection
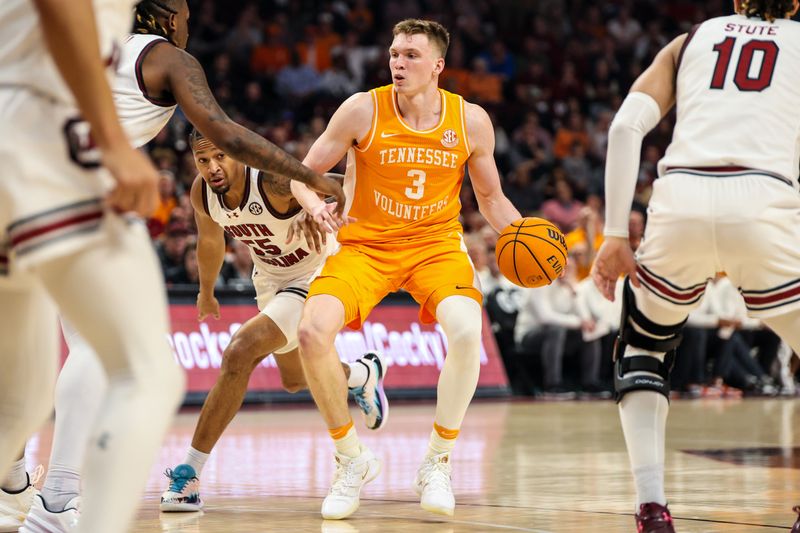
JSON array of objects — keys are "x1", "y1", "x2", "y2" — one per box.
[
  {"x1": 564, "y1": 196, "x2": 604, "y2": 280},
  {"x1": 541, "y1": 177, "x2": 584, "y2": 232},
  {"x1": 465, "y1": 233, "x2": 498, "y2": 295},
  {"x1": 553, "y1": 112, "x2": 590, "y2": 160},
  {"x1": 221, "y1": 239, "x2": 255, "y2": 288},
  {"x1": 466, "y1": 57, "x2": 503, "y2": 105},
  {"x1": 575, "y1": 273, "x2": 621, "y2": 396},
  {"x1": 155, "y1": 218, "x2": 192, "y2": 278},
  {"x1": 148, "y1": 170, "x2": 179, "y2": 238},
  {"x1": 515, "y1": 259, "x2": 600, "y2": 398},
  {"x1": 318, "y1": 53, "x2": 359, "y2": 98},
  {"x1": 275, "y1": 50, "x2": 321, "y2": 103},
  {"x1": 672, "y1": 288, "x2": 718, "y2": 397},
  {"x1": 250, "y1": 30, "x2": 291, "y2": 75},
  {"x1": 707, "y1": 276, "x2": 778, "y2": 396},
  {"x1": 167, "y1": 241, "x2": 200, "y2": 286}
]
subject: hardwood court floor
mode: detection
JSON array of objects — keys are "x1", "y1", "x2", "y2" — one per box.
[{"x1": 27, "y1": 398, "x2": 800, "y2": 532}]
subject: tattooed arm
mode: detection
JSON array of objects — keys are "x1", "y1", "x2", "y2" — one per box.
[{"x1": 140, "y1": 43, "x2": 345, "y2": 213}]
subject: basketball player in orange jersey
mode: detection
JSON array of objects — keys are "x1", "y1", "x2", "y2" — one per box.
[
  {"x1": 290, "y1": 19, "x2": 522, "y2": 519},
  {"x1": 592, "y1": 0, "x2": 800, "y2": 530}
]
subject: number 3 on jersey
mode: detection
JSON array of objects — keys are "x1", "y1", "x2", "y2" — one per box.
[
  {"x1": 710, "y1": 37, "x2": 778, "y2": 92},
  {"x1": 405, "y1": 169, "x2": 426, "y2": 200}
]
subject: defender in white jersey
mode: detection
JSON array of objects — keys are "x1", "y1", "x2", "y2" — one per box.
[
  {"x1": 0, "y1": 0, "x2": 184, "y2": 532},
  {"x1": 158, "y1": 131, "x2": 387, "y2": 512},
  {"x1": 591, "y1": 1, "x2": 800, "y2": 530}
]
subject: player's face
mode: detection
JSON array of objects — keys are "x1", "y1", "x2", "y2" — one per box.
[
  {"x1": 389, "y1": 33, "x2": 444, "y2": 94},
  {"x1": 193, "y1": 141, "x2": 240, "y2": 194}
]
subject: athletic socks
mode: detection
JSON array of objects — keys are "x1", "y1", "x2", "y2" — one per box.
[
  {"x1": 182, "y1": 447, "x2": 210, "y2": 478},
  {"x1": 346, "y1": 361, "x2": 369, "y2": 389},
  {"x1": 40, "y1": 465, "x2": 81, "y2": 511},
  {"x1": 329, "y1": 421, "x2": 361, "y2": 458},
  {"x1": 1, "y1": 458, "x2": 28, "y2": 493},
  {"x1": 427, "y1": 422, "x2": 458, "y2": 457}
]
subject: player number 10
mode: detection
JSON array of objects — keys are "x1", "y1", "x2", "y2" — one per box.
[{"x1": 405, "y1": 169, "x2": 426, "y2": 200}]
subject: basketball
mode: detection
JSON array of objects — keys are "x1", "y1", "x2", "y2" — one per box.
[{"x1": 495, "y1": 217, "x2": 568, "y2": 288}]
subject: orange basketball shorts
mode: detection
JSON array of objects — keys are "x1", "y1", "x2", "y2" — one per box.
[{"x1": 308, "y1": 231, "x2": 483, "y2": 329}]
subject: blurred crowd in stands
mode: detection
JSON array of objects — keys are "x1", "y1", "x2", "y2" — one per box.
[{"x1": 141, "y1": 0, "x2": 800, "y2": 397}]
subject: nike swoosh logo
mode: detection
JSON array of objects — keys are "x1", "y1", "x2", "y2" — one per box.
[
  {"x1": 455, "y1": 285, "x2": 472, "y2": 290},
  {"x1": 381, "y1": 131, "x2": 402, "y2": 138}
]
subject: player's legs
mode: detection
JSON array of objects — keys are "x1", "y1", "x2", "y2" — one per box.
[
  {"x1": 401, "y1": 235, "x2": 484, "y2": 516},
  {"x1": 300, "y1": 251, "x2": 392, "y2": 520},
  {"x1": 160, "y1": 311, "x2": 288, "y2": 512},
  {"x1": 614, "y1": 174, "x2": 718, "y2": 531},
  {"x1": 33, "y1": 320, "x2": 108, "y2": 517},
  {"x1": 300, "y1": 294, "x2": 382, "y2": 520},
  {"x1": 0, "y1": 278, "x2": 58, "y2": 533},
  {"x1": 34, "y1": 216, "x2": 184, "y2": 533}
]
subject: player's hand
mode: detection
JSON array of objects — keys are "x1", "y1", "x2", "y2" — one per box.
[
  {"x1": 307, "y1": 173, "x2": 346, "y2": 217},
  {"x1": 287, "y1": 210, "x2": 327, "y2": 254},
  {"x1": 310, "y1": 202, "x2": 357, "y2": 233},
  {"x1": 591, "y1": 236, "x2": 639, "y2": 301},
  {"x1": 197, "y1": 292, "x2": 220, "y2": 321},
  {"x1": 102, "y1": 145, "x2": 160, "y2": 217},
  {"x1": 581, "y1": 319, "x2": 596, "y2": 333}
]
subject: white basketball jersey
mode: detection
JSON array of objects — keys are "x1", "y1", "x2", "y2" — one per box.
[
  {"x1": 203, "y1": 167, "x2": 329, "y2": 280},
  {"x1": 0, "y1": 0, "x2": 135, "y2": 106},
  {"x1": 113, "y1": 34, "x2": 178, "y2": 148},
  {"x1": 659, "y1": 14, "x2": 800, "y2": 188}
]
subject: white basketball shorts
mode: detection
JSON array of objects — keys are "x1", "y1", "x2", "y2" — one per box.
[
  {"x1": 0, "y1": 88, "x2": 113, "y2": 276},
  {"x1": 635, "y1": 170, "x2": 800, "y2": 319},
  {"x1": 253, "y1": 269, "x2": 312, "y2": 354}
]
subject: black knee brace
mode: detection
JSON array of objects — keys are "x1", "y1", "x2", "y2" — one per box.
[{"x1": 613, "y1": 277, "x2": 686, "y2": 402}]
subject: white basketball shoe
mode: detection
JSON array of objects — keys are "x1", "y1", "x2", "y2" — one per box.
[
  {"x1": 414, "y1": 452, "x2": 455, "y2": 516},
  {"x1": 0, "y1": 467, "x2": 43, "y2": 532},
  {"x1": 19, "y1": 495, "x2": 80, "y2": 533},
  {"x1": 321, "y1": 445, "x2": 381, "y2": 520}
]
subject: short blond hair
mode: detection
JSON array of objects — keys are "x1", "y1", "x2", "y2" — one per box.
[{"x1": 392, "y1": 19, "x2": 450, "y2": 58}]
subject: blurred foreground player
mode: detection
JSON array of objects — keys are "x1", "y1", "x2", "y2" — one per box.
[{"x1": 0, "y1": 0, "x2": 185, "y2": 532}]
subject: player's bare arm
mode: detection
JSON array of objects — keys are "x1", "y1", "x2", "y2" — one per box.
[
  {"x1": 292, "y1": 92, "x2": 372, "y2": 230},
  {"x1": 464, "y1": 102, "x2": 522, "y2": 232},
  {"x1": 591, "y1": 34, "x2": 686, "y2": 301},
  {"x1": 32, "y1": 0, "x2": 159, "y2": 216},
  {"x1": 142, "y1": 43, "x2": 345, "y2": 212},
  {"x1": 190, "y1": 175, "x2": 226, "y2": 320}
]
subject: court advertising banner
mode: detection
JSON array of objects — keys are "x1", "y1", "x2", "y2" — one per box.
[{"x1": 166, "y1": 301, "x2": 509, "y2": 395}]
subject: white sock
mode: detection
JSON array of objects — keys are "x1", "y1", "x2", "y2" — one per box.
[
  {"x1": 182, "y1": 447, "x2": 209, "y2": 477},
  {"x1": 40, "y1": 465, "x2": 81, "y2": 510},
  {"x1": 427, "y1": 427, "x2": 457, "y2": 457},
  {"x1": 632, "y1": 463, "x2": 666, "y2": 507},
  {"x1": 619, "y1": 386, "x2": 669, "y2": 508},
  {"x1": 1, "y1": 458, "x2": 28, "y2": 493},
  {"x1": 346, "y1": 360, "x2": 369, "y2": 389},
  {"x1": 331, "y1": 424, "x2": 361, "y2": 458}
]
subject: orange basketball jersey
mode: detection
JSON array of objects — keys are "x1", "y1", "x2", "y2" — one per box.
[{"x1": 337, "y1": 85, "x2": 472, "y2": 245}]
